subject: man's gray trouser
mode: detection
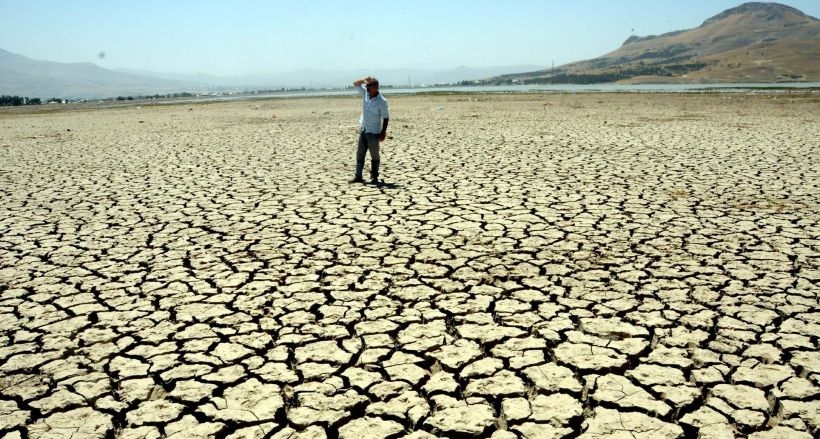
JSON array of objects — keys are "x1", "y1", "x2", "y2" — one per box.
[{"x1": 356, "y1": 130, "x2": 380, "y2": 181}]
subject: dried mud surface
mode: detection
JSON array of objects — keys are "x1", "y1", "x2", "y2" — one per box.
[{"x1": 1, "y1": 93, "x2": 819, "y2": 438}]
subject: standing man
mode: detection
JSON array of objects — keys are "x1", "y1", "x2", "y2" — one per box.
[{"x1": 351, "y1": 76, "x2": 389, "y2": 184}]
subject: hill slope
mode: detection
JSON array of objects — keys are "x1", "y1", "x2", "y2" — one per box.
[
  {"x1": 488, "y1": 2, "x2": 820, "y2": 84},
  {"x1": 0, "y1": 49, "x2": 208, "y2": 99}
]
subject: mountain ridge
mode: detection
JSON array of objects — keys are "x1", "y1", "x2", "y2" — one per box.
[
  {"x1": 701, "y1": 1, "x2": 817, "y2": 26},
  {"x1": 0, "y1": 48, "x2": 211, "y2": 99},
  {"x1": 0, "y1": 48, "x2": 544, "y2": 99},
  {"x1": 486, "y1": 2, "x2": 820, "y2": 84}
]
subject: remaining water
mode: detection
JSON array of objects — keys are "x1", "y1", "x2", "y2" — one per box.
[
  {"x1": 239, "y1": 82, "x2": 820, "y2": 99},
  {"x1": 161, "y1": 82, "x2": 820, "y2": 105},
  {"x1": 392, "y1": 82, "x2": 820, "y2": 93}
]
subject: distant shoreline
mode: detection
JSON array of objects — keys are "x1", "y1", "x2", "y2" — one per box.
[
  {"x1": 132, "y1": 82, "x2": 820, "y2": 104},
  {"x1": 2, "y1": 83, "x2": 818, "y2": 114}
]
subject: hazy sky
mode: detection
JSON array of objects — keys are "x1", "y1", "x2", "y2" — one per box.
[{"x1": 2, "y1": 0, "x2": 819, "y2": 76}]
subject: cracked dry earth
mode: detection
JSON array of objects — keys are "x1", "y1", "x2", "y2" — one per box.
[{"x1": 0, "y1": 92, "x2": 818, "y2": 439}]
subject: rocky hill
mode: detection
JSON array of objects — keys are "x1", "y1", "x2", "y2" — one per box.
[{"x1": 488, "y1": 2, "x2": 820, "y2": 84}]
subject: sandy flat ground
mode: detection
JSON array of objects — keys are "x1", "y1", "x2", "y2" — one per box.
[{"x1": 0, "y1": 92, "x2": 819, "y2": 438}]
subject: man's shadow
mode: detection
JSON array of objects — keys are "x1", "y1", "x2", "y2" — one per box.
[{"x1": 369, "y1": 181, "x2": 401, "y2": 190}]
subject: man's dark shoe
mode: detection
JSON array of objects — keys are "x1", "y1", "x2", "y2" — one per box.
[
  {"x1": 350, "y1": 177, "x2": 364, "y2": 183},
  {"x1": 371, "y1": 179, "x2": 381, "y2": 186}
]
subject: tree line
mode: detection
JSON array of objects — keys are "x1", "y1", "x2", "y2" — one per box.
[
  {"x1": 0, "y1": 95, "x2": 43, "y2": 106},
  {"x1": 116, "y1": 92, "x2": 196, "y2": 101},
  {"x1": 1, "y1": 92, "x2": 200, "y2": 107}
]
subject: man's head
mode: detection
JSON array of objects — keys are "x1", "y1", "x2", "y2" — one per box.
[{"x1": 366, "y1": 78, "x2": 380, "y2": 97}]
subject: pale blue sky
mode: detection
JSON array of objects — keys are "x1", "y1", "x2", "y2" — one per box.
[{"x1": 2, "y1": 0, "x2": 819, "y2": 76}]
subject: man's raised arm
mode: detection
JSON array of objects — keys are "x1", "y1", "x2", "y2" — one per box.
[{"x1": 353, "y1": 76, "x2": 372, "y2": 87}]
